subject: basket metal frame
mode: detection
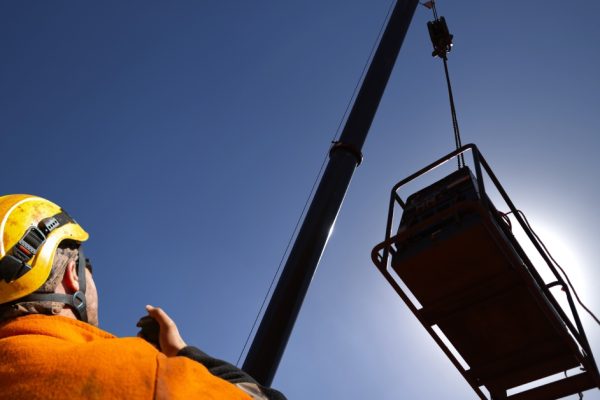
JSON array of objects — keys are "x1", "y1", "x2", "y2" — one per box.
[{"x1": 371, "y1": 143, "x2": 600, "y2": 399}]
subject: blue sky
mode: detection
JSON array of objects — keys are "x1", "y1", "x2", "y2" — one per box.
[{"x1": 2, "y1": 1, "x2": 599, "y2": 398}]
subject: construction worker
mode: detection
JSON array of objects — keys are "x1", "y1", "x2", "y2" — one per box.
[{"x1": 0, "y1": 194, "x2": 286, "y2": 400}]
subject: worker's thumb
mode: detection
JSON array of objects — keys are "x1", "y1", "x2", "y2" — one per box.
[{"x1": 145, "y1": 305, "x2": 187, "y2": 357}]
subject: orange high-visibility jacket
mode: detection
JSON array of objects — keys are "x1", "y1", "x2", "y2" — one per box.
[{"x1": 0, "y1": 314, "x2": 252, "y2": 400}]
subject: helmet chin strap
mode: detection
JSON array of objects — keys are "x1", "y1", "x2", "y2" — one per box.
[{"x1": 15, "y1": 247, "x2": 88, "y2": 323}]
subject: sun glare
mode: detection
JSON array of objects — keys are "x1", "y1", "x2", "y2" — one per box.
[{"x1": 512, "y1": 218, "x2": 590, "y2": 323}]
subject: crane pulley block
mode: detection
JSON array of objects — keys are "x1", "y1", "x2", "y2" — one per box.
[
  {"x1": 427, "y1": 16, "x2": 453, "y2": 58},
  {"x1": 371, "y1": 144, "x2": 600, "y2": 400}
]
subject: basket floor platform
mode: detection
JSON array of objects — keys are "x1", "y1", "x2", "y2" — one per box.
[{"x1": 372, "y1": 144, "x2": 600, "y2": 399}]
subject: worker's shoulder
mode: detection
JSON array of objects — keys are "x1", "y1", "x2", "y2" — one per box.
[
  {"x1": 0, "y1": 322, "x2": 161, "y2": 399},
  {"x1": 0, "y1": 315, "x2": 159, "y2": 360}
]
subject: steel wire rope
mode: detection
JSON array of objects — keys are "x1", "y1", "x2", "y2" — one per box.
[
  {"x1": 425, "y1": 0, "x2": 465, "y2": 169},
  {"x1": 443, "y1": 56, "x2": 465, "y2": 168},
  {"x1": 506, "y1": 210, "x2": 600, "y2": 327},
  {"x1": 235, "y1": 0, "x2": 397, "y2": 367}
]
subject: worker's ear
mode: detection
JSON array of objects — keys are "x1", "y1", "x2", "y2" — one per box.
[{"x1": 62, "y1": 259, "x2": 80, "y2": 293}]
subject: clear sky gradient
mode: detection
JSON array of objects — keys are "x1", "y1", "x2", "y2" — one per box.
[{"x1": 2, "y1": 1, "x2": 599, "y2": 399}]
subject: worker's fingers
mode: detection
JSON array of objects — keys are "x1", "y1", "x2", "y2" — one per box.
[
  {"x1": 144, "y1": 305, "x2": 187, "y2": 357},
  {"x1": 145, "y1": 305, "x2": 175, "y2": 327}
]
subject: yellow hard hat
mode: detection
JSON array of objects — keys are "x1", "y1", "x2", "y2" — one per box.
[{"x1": 0, "y1": 194, "x2": 89, "y2": 305}]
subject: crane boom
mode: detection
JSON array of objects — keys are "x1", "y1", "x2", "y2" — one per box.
[{"x1": 242, "y1": 0, "x2": 419, "y2": 386}]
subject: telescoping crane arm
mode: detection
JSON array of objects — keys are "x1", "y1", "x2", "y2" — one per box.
[{"x1": 242, "y1": 0, "x2": 419, "y2": 387}]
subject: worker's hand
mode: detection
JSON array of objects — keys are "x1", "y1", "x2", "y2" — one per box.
[{"x1": 143, "y1": 305, "x2": 187, "y2": 357}]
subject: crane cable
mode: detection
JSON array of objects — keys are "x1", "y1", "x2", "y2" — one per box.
[{"x1": 422, "y1": 1, "x2": 465, "y2": 169}]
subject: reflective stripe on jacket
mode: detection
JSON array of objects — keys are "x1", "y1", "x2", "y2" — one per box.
[{"x1": 0, "y1": 314, "x2": 251, "y2": 400}]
